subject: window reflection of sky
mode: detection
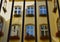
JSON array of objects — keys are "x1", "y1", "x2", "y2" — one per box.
[{"x1": 26, "y1": 25, "x2": 35, "y2": 36}]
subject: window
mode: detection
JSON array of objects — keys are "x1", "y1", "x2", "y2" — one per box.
[
  {"x1": 26, "y1": 6, "x2": 34, "y2": 15},
  {"x1": 10, "y1": 24, "x2": 19, "y2": 36},
  {"x1": 57, "y1": 18, "x2": 60, "y2": 31},
  {"x1": 40, "y1": 25, "x2": 48, "y2": 36},
  {"x1": 40, "y1": 6, "x2": 47, "y2": 15},
  {"x1": 14, "y1": 6, "x2": 21, "y2": 15},
  {"x1": 0, "y1": 18, "x2": 3, "y2": 31},
  {"x1": 26, "y1": 25, "x2": 35, "y2": 36},
  {"x1": 25, "y1": 25, "x2": 35, "y2": 40}
]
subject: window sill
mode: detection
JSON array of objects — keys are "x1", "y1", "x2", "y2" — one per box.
[
  {"x1": 39, "y1": 14, "x2": 47, "y2": 17},
  {"x1": 25, "y1": 35, "x2": 35, "y2": 40},
  {"x1": 14, "y1": 14, "x2": 21, "y2": 17},
  {"x1": 40, "y1": 36, "x2": 49, "y2": 40},
  {"x1": 26, "y1": 14, "x2": 34, "y2": 17},
  {"x1": 0, "y1": 31, "x2": 4, "y2": 37},
  {"x1": 10, "y1": 36, "x2": 20, "y2": 40},
  {"x1": 56, "y1": 31, "x2": 60, "y2": 37}
]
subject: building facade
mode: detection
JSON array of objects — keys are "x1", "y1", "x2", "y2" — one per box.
[{"x1": 0, "y1": 0, "x2": 60, "y2": 42}]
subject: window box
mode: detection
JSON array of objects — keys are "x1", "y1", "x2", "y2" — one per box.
[
  {"x1": 10, "y1": 36, "x2": 20, "y2": 40},
  {"x1": 56, "y1": 31, "x2": 60, "y2": 37},
  {"x1": 0, "y1": 31, "x2": 4, "y2": 37},
  {"x1": 26, "y1": 14, "x2": 34, "y2": 17},
  {"x1": 14, "y1": 14, "x2": 21, "y2": 17},
  {"x1": 39, "y1": 14, "x2": 47, "y2": 17},
  {"x1": 25, "y1": 34, "x2": 35, "y2": 40},
  {"x1": 40, "y1": 36, "x2": 49, "y2": 40}
]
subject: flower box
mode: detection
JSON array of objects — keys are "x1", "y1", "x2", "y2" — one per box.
[
  {"x1": 25, "y1": 34, "x2": 35, "y2": 40},
  {"x1": 10, "y1": 36, "x2": 20, "y2": 40},
  {"x1": 14, "y1": 14, "x2": 21, "y2": 17},
  {"x1": 39, "y1": 14, "x2": 47, "y2": 17},
  {"x1": 40, "y1": 36, "x2": 49, "y2": 40},
  {"x1": 26, "y1": 14, "x2": 34, "y2": 17},
  {"x1": 56, "y1": 31, "x2": 60, "y2": 37}
]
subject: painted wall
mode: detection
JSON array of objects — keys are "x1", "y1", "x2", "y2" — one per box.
[{"x1": 0, "y1": 0, "x2": 60, "y2": 42}]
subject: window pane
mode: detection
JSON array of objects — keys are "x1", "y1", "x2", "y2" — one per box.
[
  {"x1": 41, "y1": 31, "x2": 44, "y2": 36},
  {"x1": 40, "y1": 6, "x2": 47, "y2": 14},
  {"x1": 45, "y1": 31, "x2": 49, "y2": 36},
  {"x1": 27, "y1": 7, "x2": 34, "y2": 14},
  {"x1": 0, "y1": 23, "x2": 2, "y2": 31},
  {"x1": 14, "y1": 7, "x2": 21, "y2": 15},
  {"x1": 26, "y1": 25, "x2": 34, "y2": 36},
  {"x1": 10, "y1": 25, "x2": 19, "y2": 36}
]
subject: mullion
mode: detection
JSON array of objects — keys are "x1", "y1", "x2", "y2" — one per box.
[
  {"x1": 7, "y1": 0, "x2": 14, "y2": 42},
  {"x1": 21, "y1": 0, "x2": 25, "y2": 42},
  {"x1": 34, "y1": 0, "x2": 37, "y2": 42},
  {"x1": 45, "y1": 0, "x2": 52, "y2": 42},
  {"x1": 0, "y1": 0, "x2": 3, "y2": 11}
]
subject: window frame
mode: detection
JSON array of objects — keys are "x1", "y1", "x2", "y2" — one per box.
[
  {"x1": 14, "y1": 6, "x2": 21, "y2": 17},
  {"x1": 26, "y1": 6, "x2": 35, "y2": 17},
  {"x1": 57, "y1": 18, "x2": 60, "y2": 31},
  {"x1": 10, "y1": 24, "x2": 20, "y2": 36},
  {"x1": 40, "y1": 24, "x2": 49, "y2": 37},
  {"x1": 25, "y1": 24, "x2": 35, "y2": 40},
  {"x1": 39, "y1": 5, "x2": 47, "y2": 16}
]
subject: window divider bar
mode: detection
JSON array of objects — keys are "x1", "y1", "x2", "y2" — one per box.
[
  {"x1": 21, "y1": 0, "x2": 25, "y2": 42},
  {"x1": 45, "y1": 0, "x2": 52, "y2": 42},
  {"x1": 34, "y1": 0, "x2": 38, "y2": 42},
  {"x1": 7, "y1": 0, "x2": 14, "y2": 42},
  {"x1": 0, "y1": 0, "x2": 3, "y2": 11}
]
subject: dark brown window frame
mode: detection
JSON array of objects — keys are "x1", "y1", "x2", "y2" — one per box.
[
  {"x1": 56, "y1": 18, "x2": 60, "y2": 37},
  {"x1": 39, "y1": 5, "x2": 47, "y2": 17},
  {"x1": 40, "y1": 24, "x2": 49, "y2": 40},
  {"x1": 26, "y1": 5, "x2": 35, "y2": 17},
  {"x1": 14, "y1": 6, "x2": 21, "y2": 17},
  {"x1": 25, "y1": 24, "x2": 35, "y2": 40}
]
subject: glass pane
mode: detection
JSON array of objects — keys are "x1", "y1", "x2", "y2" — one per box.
[
  {"x1": 40, "y1": 6, "x2": 47, "y2": 14},
  {"x1": 41, "y1": 31, "x2": 44, "y2": 36},
  {"x1": 45, "y1": 31, "x2": 49, "y2": 36}
]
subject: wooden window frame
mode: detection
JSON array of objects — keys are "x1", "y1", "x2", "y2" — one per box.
[
  {"x1": 56, "y1": 18, "x2": 60, "y2": 37},
  {"x1": 14, "y1": 6, "x2": 21, "y2": 17},
  {"x1": 0, "y1": 17, "x2": 4, "y2": 37},
  {"x1": 10, "y1": 24, "x2": 20, "y2": 40},
  {"x1": 40, "y1": 24, "x2": 49, "y2": 40},
  {"x1": 25, "y1": 24, "x2": 35, "y2": 40},
  {"x1": 39, "y1": 5, "x2": 47, "y2": 17},
  {"x1": 26, "y1": 6, "x2": 35, "y2": 17}
]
